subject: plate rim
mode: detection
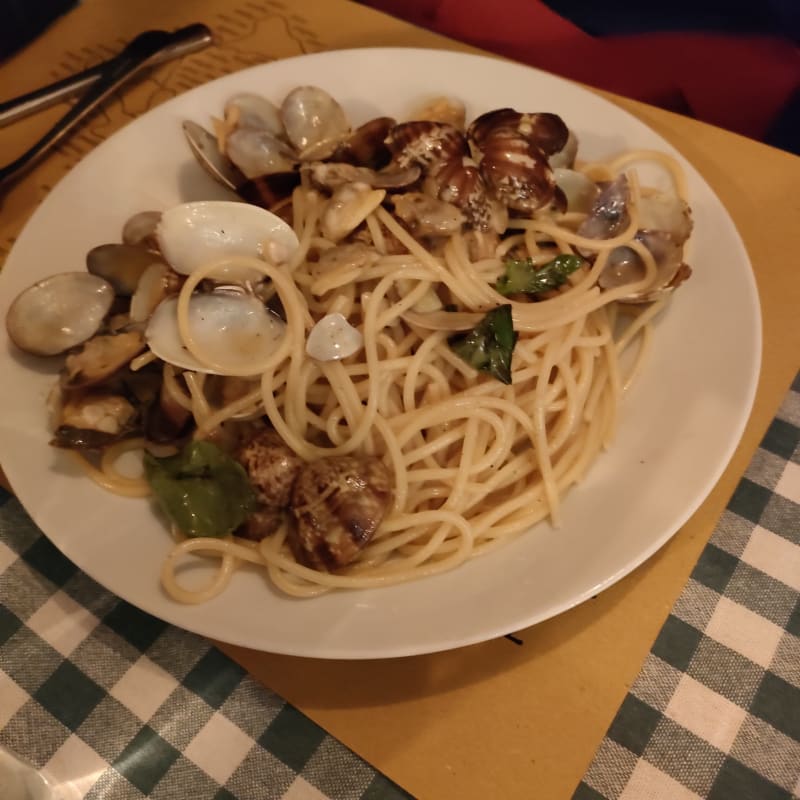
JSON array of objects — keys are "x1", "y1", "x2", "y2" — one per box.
[{"x1": 0, "y1": 47, "x2": 762, "y2": 658}]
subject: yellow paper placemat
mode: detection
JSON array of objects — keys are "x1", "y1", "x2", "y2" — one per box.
[{"x1": 2, "y1": 2, "x2": 799, "y2": 797}]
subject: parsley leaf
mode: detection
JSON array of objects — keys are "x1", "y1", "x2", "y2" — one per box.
[
  {"x1": 495, "y1": 254, "x2": 584, "y2": 296},
  {"x1": 448, "y1": 305, "x2": 518, "y2": 384}
]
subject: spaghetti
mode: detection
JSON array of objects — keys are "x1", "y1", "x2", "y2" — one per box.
[{"x1": 18, "y1": 105, "x2": 691, "y2": 602}]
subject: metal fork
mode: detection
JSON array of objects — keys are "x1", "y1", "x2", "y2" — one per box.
[{"x1": 0, "y1": 24, "x2": 213, "y2": 188}]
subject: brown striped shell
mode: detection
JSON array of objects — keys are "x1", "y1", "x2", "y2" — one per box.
[
  {"x1": 332, "y1": 116, "x2": 396, "y2": 170},
  {"x1": 467, "y1": 109, "x2": 572, "y2": 212},
  {"x1": 478, "y1": 133, "x2": 556, "y2": 213},
  {"x1": 289, "y1": 455, "x2": 393, "y2": 571},
  {"x1": 468, "y1": 109, "x2": 569, "y2": 157},
  {"x1": 385, "y1": 121, "x2": 468, "y2": 169},
  {"x1": 427, "y1": 157, "x2": 499, "y2": 231}
]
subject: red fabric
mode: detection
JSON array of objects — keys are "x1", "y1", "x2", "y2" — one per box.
[{"x1": 367, "y1": 0, "x2": 800, "y2": 141}]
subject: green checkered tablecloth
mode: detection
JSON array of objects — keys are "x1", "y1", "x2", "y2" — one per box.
[
  {"x1": 576, "y1": 372, "x2": 800, "y2": 800},
  {"x1": 1, "y1": 373, "x2": 798, "y2": 799},
  {"x1": 0, "y1": 495, "x2": 410, "y2": 799}
]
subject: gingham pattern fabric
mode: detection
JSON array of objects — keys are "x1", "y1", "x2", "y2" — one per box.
[
  {"x1": 0, "y1": 493, "x2": 411, "y2": 799},
  {"x1": 2, "y1": 376, "x2": 798, "y2": 799},
  {"x1": 575, "y1": 371, "x2": 800, "y2": 800}
]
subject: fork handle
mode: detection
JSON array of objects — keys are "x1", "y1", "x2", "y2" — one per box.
[{"x1": 0, "y1": 25, "x2": 212, "y2": 188}]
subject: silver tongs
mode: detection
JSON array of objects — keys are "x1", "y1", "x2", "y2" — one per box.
[{"x1": 0, "y1": 24, "x2": 214, "y2": 188}]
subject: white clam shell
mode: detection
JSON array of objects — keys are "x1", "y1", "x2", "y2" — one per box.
[
  {"x1": 637, "y1": 191, "x2": 693, "y2": 243},
  {"x1": 306, "y1": 313, "x2": 363, "y2": 361},
  {"x1": 155, "y1": 200, "x2": 299, "y2": 281},
  {"x1": 225, "y1": 128, "x2": 296, "y2": 179},
  {"x1": 145, "y1": 294, "x2": 286, "y2": 375},
  {"x1": 6, "y1": 272, "x2": 114, "y2": 356},
  {"x1": 548, "y1": 128, "x2": 578, "y2": 169},
  {"x1": 281, "y1": 86, "x2": 350, "y2": 160},
  {"x1": 554, "y1": 168, "x2": 599, "y2": 213},
  {"x1": 224, "y1": 93, "x2": 283, "y2": 135},
  {"x1": 321, "y1": 185, "x2": 385, "y2": 242}
]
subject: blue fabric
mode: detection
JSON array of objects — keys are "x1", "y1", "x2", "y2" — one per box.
[
  {"x1": 1, "y1": 0, "x2": 77, "y2": 60},
  {"x1": 543, "y1": 1, "x2": 799, "y2": 42}
]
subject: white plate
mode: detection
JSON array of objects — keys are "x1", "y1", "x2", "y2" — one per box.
[{"x1": 0, "y1": 49, "x2": 760, "y2": 658}]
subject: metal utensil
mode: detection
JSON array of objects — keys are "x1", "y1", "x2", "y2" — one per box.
[{"x1": 0, "y1": 24, "x2": 214, "y2": 188}]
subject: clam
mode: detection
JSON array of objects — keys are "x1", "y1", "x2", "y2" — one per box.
[
  {"x1": 393, "y1": 192, "x2": 465, "y2": 237},
  {"x1": 122, "y1": 211, "x2": 162, "y2": 249},
  {"x1": 589, "y1": 183, "x2": 694, "y2": 302},
  {"x1": 129, "y1": 263, "x2": 179, "y2": 323},
  {"x1": 306, "y1": 313, "x2": 364, "y2": 361},
  {"x1": 87, "y1": 243, "x2": 164, "y2": 296},
  {"x1": 224, "y1": 93, "x2": 283, "y2": 135},
  {"x1": 6, "y1": 273, "x2": 114, "y2": 356},
  {"x1": 62, "y1": 331, "x2": 146, "y2": 389},
  {"x1": 320, "y1": 184, "x2": 386, "y2": 242},
  {"x1": 478, "y1": 133, "x2": 556, "y2": 213},
  {"x1": 182, "y1": 120, "x2": 247, "y2": 192},
  {"x1": 599, "y1": 232, "x2": 691, "y2": 303},
  {"x1": 155, "y1": 200, "x2": 299, "y2": 282},
  {"x1": 468, "y1": 109, "x2": 570, "y2": 157},
  {"x1": 467, "y1": 109, "x2": 570, "y2": 212},
  {"x1": 426, "y1": 157, "x2": 503, "y2": 232},
  {"x1": 183, "y1": 121, "x2": 301, "y2": 210},
  {"x1": 332, "y1": 116, "x2": 396, "y2": 169},
  {"x1": 226, "y1": 127, "x2": 297, "y2": 179},
  {"x1": 289, "y1": 455, "x2": 393, "y2": 570},
  {"x1": 549, "y1": 128, "x2": 578, "y2": 170},
  {"x1": 386, "y1": 121, "x2": 468, "y2": 169},
  {"x1": 577, "y1": 175, "x2": 631, "y2": 241},
  {"x1": 281, "y1": 86, "x2": 350, "y2": 160},
  {"x1": 145, "y1": 293, "x2": 286, "y2": 375},
  {"x1": 307, "y1": 161, "x2": 420, "y2": 191},
  {"x1": 53, "y1": 392, "x2": 139, "y2": 449},
  {"x1": 638, "y1": 191, "x2": 693, "y2": 245},
  {"x1": 554, "y1": 168, "x2": 600, "y2": 213}
]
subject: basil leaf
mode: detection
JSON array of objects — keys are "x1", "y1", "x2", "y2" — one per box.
[
  {"x1": 495, "y1": 254, "x2": 584, "y2": 296},
  {"x1": 144, "y1": 440, "x2": 256, "y2": 538},
  {"x1": 448, "y1": 305, "x2": 518, "y2": 385}
]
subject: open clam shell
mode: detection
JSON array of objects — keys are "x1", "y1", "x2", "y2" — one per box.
[
  {"x1": 155, "y1": 200, "x2": 299, "y2": 282},
  {"x1": 281, "y1": 86, "x2": 350, "y2": 161},
  {"x1": 6, "y1": 273, "x2": 114, "y2": 356},
  {"x1": 145, "y1": 294, "x2": 286, "y2": 375}
]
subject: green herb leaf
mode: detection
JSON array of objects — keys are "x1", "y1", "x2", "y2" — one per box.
[
  {"x1": 448, "y1": 305, "x2": 518, "y2": 384},
  {"x1": 495, "y1": 254, "x2": 584, "y2": 296},
  {"x1": 144, "y1": 440, "x2": 256, "y2": 538}
]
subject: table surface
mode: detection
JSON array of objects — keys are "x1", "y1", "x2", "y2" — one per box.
[{"x1": 1, "y1": 1, "x2": 799, "y2": 798}]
